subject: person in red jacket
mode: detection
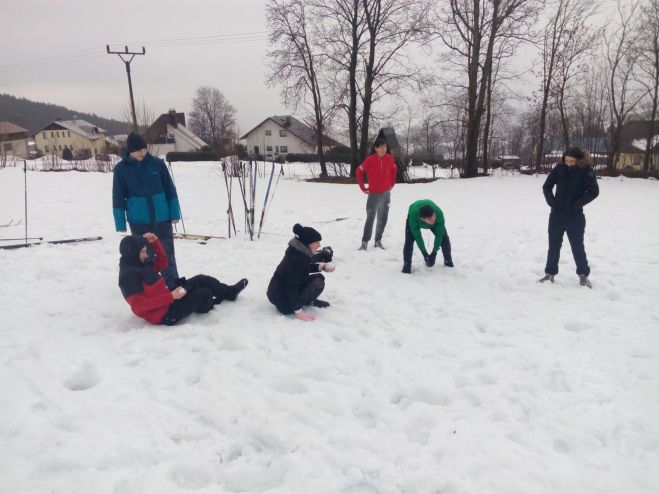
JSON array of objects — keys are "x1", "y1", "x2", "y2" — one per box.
[
  {"x1": 356, "y1": 138, "x2": 397, "y2": 250},
  {"x1": 118, "y1": 233, "x2": 248, "y2": 325}
]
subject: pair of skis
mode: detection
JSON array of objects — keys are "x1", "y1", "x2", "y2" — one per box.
[{"x1": 0, "y1": 218, "x2": 22, "y2": 228}]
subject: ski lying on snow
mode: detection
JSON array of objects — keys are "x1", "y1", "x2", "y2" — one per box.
[
  {"x1": 0, "y1": 219, "x2": 22, "y2": 228},
  {"x1": 174, "y1": 233, "x2": 226, "y2": 241},
  {"x1": 0, "y1": 236, "x2": 102, "y2": 250}
]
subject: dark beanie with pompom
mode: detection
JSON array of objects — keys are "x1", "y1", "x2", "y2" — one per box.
[
  {"x1": 293, "y1": 223, "x2": 321, "y2": 244},
  {"x1": 126, "y1": 132, "x2": 148, "y2": 153},
  {"x1": 564, "y1": 146, "x2": 585, "y2": 160}
]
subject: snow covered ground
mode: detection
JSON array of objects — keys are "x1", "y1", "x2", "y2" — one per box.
[{"x1": 1, "y1": 162, "x2": 658, "y2": 494}]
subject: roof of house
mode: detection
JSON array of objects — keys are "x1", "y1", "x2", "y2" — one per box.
[
  {"x1": 240, "y1": 115, "x2": 343, "y2": 147},
  {"x1": 619, "y1": 120, "x2": 659, "y2": 153},
  {"x1": 544, "y1": 136, "x2": 610, "y2": 155},
  {"x1": 145, "y1": 111, "x2": 185, "y2": 144},
  {"x1": 0, "y1": 121, "x2": 28, "y2": 135},
  {"x1": 34, "y1": 119, "x2": 106, "y2": 140}
]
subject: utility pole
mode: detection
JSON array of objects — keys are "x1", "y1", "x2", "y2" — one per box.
[{"x1": 106, "y1": 45, "x2": 145, "y2": 132}]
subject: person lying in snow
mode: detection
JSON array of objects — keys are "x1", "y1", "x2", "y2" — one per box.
[
  {"x1": 118, "y1": 233, "x2": 248, "y2": 325},
  {"x1": 402, "y1": 199, "x2": 453, "y2": 274},
  {"x1": 267, "y1": 223, "x2": 335, "y2": 322}
]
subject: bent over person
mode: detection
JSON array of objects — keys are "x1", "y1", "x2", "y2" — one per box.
[
  {"x1": 113, "y1": 132, "x2": 181, "y2": 288},
  {"x1": 403, "y1": 199, "x2": 453, "y2": 274}
]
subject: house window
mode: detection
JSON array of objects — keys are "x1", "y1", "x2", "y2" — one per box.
[
  {"x1": 275, "y1": 146, "x2": 279, "y2": 153},
  {"x1": 280, "y1": 146, "x2": 288, "y2": 153},
  {"x1": 45, "y1": 145, "x2": 49, "y2": 152},
  {"x1": 51, "y1": 132, "x2": 54, "y2": 137},
  {"x1": 279, "y1": 130, "x2": 287, "y2": 137},
  {"x1": 68, "y1": 131, "x2": 71, "y2": 137},
  {"x1": 43, "y1": 132, "x2": 47, "y2": 139},
  {"x1": 57, "y1": 131, "x2": 60, "y2": 137},
  {"x1": 266, "y1": 145, "x2": 273, "y2": 152},
  {"x1": 265, "y1": 130, "x2": 272, "y2": 136},
  {"x1": 3, "y1": 143, "x2": 12, "y2": 151},
  {"x1": 59, "y1": 145, "x2": 62, "y2": 150},
  {"x1": 167, "y1": 133, "x2": 176, "y2": 144}
]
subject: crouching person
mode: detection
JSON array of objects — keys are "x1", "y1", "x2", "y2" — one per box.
[
  {"x1": 403, "y1": 199, "x2": 453, "y2": 274},
  {"x1": 119, "y1": 233, "x2": 248, "y2": 326},
  {"x1": 267, "y1": 223, "x2": 335, "y2": 322}
]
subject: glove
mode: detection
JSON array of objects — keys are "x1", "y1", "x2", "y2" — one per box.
[
  {"x1": 422, "y1": 251, "x2": 430, "y2": 265},
  {"x1": 295, "y1": 310, "x2": 315, "y2": 321},
  {"x1": 426, "y1": 251, "x2": 437, "y2": 267},
  {"x1": 312, "y1": 246, "x2": 334, "y2": 263},
  {"x1": 319, "y1": 262, "x2": 335, "y2": 273}
]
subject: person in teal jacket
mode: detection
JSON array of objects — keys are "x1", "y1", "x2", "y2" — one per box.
[
  {"x1": 112, "y1": 132, "x2": 181, "y2": 288},
  {"x1": 403, "y1": 199, "x2": 453, "y2": 274}
]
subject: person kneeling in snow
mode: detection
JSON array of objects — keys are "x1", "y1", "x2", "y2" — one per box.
[
  {"x1": 403, "y1": 199, "x2": 453, "y2": 274},
  {"x1": 118, "y1": 233, "x2": 248, "y2": 326},
  {"x1": 267, "y1": 223, "x2": 335, "y2": 322}
]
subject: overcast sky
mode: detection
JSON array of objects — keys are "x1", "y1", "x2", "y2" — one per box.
[
  {"x1": 1, "y1": 0, "x2": 286, "y2": 133},
  {"x1": 3, "y1": 0, "x2": 621, "y2": 135}
]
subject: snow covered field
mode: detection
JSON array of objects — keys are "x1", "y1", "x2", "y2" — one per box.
[{"x1": 1, "y1": 162, "x2": 658, "y2": 494}]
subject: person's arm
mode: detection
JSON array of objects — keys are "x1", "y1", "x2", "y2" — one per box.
[
  {"x1": 389, "y1": 156, "x2": 397, "y2": 189},
  {"x1": 542, "y1": 167, "x2": 558, "y2": 207},
  {"x1": 408, "y1": 215, "x2": 427, "y2": 254},
  {"x1": 112, "y1": 169, "x2": 127, "y2": 232},
  {"x1": 160, "y1": 160, "x2": 181, "y2": 221},
  {"x1": 150, "y1": 238, "x2": 169, "y2": 272},
  {"x1": 431, "y1": 208, "x2": 445, "y2": 252},
  {"x1": 573, "y1": 167, "x2": 600, "y2": 208},
  {"x1": 356, "y1": 159, "x2": 368, "y2": 193}
]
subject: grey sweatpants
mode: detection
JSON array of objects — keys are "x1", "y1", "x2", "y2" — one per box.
[{"x1": 362, "y1": 191, "x2": 391, "y2": 242}]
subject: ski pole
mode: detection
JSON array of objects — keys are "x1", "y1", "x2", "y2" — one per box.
[
  {"x1": 23, "y1": 160, "x2": 28, "y2": 246},
  {"x1": 257, "y1": 158, "x2": 276, "y2": 239},
  {"x1": 167, "y1": 160, "x2": 186, "y2": 234}
]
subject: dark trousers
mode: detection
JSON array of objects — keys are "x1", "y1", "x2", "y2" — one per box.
[
  {"x1": 270, "y1": 273, "x2": 325, "y2": 315},
  {"x1": 403, "y1": 217, "x2": 452, "y2": 265},
  {"x1": 160, "y1": 274, "x2": 231, "y2": 325},
  {"x1": 362, "y1": 191, "x2": 391, "y2": 242},
  {"x1": 544, "y1": 212, "x2": 590, "y2": 276},
  {"x1": 130, "y1": 221, "x2": 178, "y2": 288}
]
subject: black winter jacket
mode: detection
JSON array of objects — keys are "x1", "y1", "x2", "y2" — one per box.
[
  {"x1": 267, "y1": 239, "x2": 321, "y2": 314},
  {"x1": 542, "y1": 163, "x2": 599, "y2": 214}
]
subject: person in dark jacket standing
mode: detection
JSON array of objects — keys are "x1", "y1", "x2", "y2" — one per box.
[
  {"x1": 267, "y1": 223, "x2": 336, "y2": 322},
  {"x1": 113, "y1": 132, "x2": 181, "y2": 288},
  {"x1": 540, "y1": 147, "x2": 599, "y2": 287},
  {"x1": 118, "y1": 233, "x2": 248, "y2": 326},
  {"x1": 356, "y1": 138, "x2": 397, "y2": 250},
  {"x1": 402, "y1": 199, "x2": 453, "y2": 274}
]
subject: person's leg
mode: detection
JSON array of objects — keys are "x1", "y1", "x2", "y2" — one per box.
[
  {"x1": 544, "y1": 213, "x2": 565, "y2": 276},
  {"x1": 374, "y1": 192, "x2": 391, "y2": 243},
  {"x1": 153, "y1": 221, "x2": 179, "y2": 289},
  {"x1": 160, "y1": 287, "x2": 214, "y2": 325},
  {"x1": 402, "y1": 216, "x2": 414, "y2": 273},
  {"x1": 185, "y1": 274, "x2": 247, "y2": 303},
  {"x1": 440, "y1": 228, "x2": 453, "y2": 266},
  {"x1": 565, "y1": 213, "x2": 590, "y2": 276},
  {"x1": 300, "y1": 274, "x2": 325, "y2": 305},
  {"x1": 361, "y1": 194, "x2": 378, "y2": 244}
]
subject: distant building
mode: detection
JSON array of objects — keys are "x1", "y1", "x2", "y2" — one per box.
[
  {"x1": 0, "y1": 121, "x2": 29, "y2": 158},
  {"x1": 144, "y1": 109, "x2": 207, "y2": 156},
  {"x1": 616, "y1": 120, "x2": 659, "y2": 171},
  {"x1": 497, "y1": 155, "x2": 521, "y2": 169},
  {"x1": 33, "y1": 118, "x2": 106, "y2": 158},
  {"x1": 240, "y1": 115, "x2": 343, "y2": 158}
]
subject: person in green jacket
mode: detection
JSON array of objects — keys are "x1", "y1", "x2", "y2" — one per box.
[{"x1": 403, "y1": 199, "x2": 453, "y2": 274}]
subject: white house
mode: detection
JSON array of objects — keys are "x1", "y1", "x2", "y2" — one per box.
[
  {"x1": 145, "y1": 109, "x2": 207, "y2": 156},
  {"x1": 240, "y1": 115, "x2": 342, "y2": 158},
  {"x1": 0, "y1": 121, "x2": 29, "y2": 159},
  {"x1": 33, "y1": 118, "x2": 106, "y2": 158}
]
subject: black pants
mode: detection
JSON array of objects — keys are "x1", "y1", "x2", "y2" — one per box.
[
  {"x1": 544, "y1": 212, "x2": 590, "y2": 276},
  {"x1": 403, "y1": 217, "x2": 452, "y2": 265},
  {"x1": 270, "y1": 273, "x2": 325, "y2": 315},
  {"x1": 160, "y1": 274, "x2": 230, "y2": 325},
  {"x1": 130, "y1": 221, "x2": 178, "y2": 289}
]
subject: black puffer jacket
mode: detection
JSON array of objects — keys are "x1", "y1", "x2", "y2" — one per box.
[
  {"x1": 267, "y1": 238, "x2": 321, "y2": 314},
  {"x1": 542, "y1": 163, "x2": 599, "y2": 214}
]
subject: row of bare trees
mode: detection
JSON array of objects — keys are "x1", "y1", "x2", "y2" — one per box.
[{"x1": 267, "y1": 0, "x2": 659, "y2": 176}]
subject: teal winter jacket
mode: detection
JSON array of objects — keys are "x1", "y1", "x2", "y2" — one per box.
[{"x1": 112, "y1": 152, "x2": 181, "y2": 231}]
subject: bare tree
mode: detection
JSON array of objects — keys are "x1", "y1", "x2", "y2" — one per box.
[
  {"x1": 267, "y1": 0, "x2": 333, "y2": 177},
  {"x1": 634, "y1": 0, "x2": 659, "y2": 172},
  {"x1": 122, "y1": 99, "x2": 156, "y2": 134},
  {"x1": 438, "y1": 0, "x2": 540, "y2": 178},
  {"x1": 604, "y1": 0, "x2": 643, "y2": 170},
  {"x1": 189, "y1": 86, "x2": 236, "y2": 152}
]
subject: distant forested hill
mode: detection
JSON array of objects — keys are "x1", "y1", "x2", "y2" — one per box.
[{"x1": 0, "y1": 93, "x2": 130, "y2": 135}]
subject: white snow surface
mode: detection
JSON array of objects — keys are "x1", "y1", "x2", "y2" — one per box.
[{"x1": 1, "y1": 162, "x2": 658, "y2": 494}]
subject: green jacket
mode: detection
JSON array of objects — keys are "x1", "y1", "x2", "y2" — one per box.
[{"x1": 407, "y1": 199, "x2": 445, "y2": 254}]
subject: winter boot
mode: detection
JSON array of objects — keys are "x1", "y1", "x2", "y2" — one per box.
[
  {"x1": 358, "y1": 241, "x2": 368, "y2": 251},
  {"x1": 538, "y1": 274, "x2": 555, "y2": 283},
  {"x1": 374, "y1": 240, "x2": 385, "y2": 249},
  {"x1": 444, "y1": 259, "x2": 454, "y2": 268},
  {"x1": 402, "y1": 263, "x2": 411, "y2": 274},
  {"x1": 579, "y1": 274, "x2": 592, "y2": 289},
  {"x1": 226, "y1": 278, "x2": 249, "y2": 301},
  {"x1": 312, "y1": 299, "x2": 330, "y2": 308}
]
